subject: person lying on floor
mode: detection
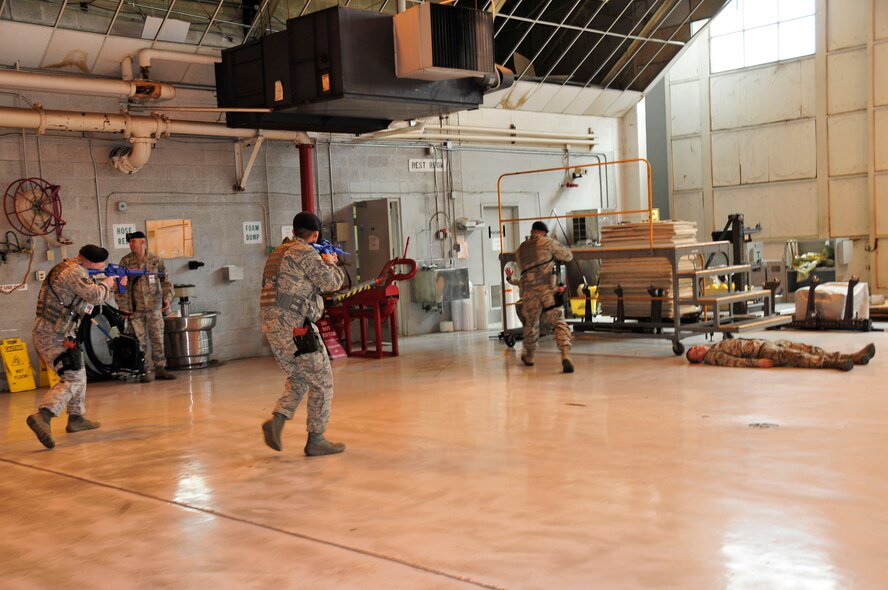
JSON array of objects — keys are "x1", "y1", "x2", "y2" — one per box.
[{"x1": 686, "y1": 338, "x2": 875, "y2": 370}]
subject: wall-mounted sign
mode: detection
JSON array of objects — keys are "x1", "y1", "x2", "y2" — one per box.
[
  {"x1": 0, "y1": 284, "x2": 27, "y2": 294},
  {"x1": 112, "y1": 224, "x2": 137, "y2": 249},
  {"x1": 408, "y1": 158, "x2": 445, "y2": 172},
  {"x1": 243, "y1": 221, "x2": 263, "y2": 245}
]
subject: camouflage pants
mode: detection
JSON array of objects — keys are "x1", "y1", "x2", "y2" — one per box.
[
  {"x1": 32, "y1": 319, "x2": 86, "y2": 417},
  {"x1": 262, "y1": 311, "x2": 332, "y2": 433},
  {"x1": 131, "y1": 310, "x2": 166, "y2": 369},
  {"x1": 521, "y1": 293, "x2": 571, "y2": 357},
  {"x1": 759, "y1": 340, "x2": 850, "y2": 369}
]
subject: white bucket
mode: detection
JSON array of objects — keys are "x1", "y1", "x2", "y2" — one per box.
[{"x1": 473, "y1": 285, "x2": 489, "y2": 330}]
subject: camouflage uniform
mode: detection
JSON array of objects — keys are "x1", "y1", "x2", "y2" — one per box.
[
  {"x1": 33, "y1": 258, "x2": 113, "y2": 416},
  {"x1": 116, "y1": 251, "x2": 173, "y2": 370},
  {"x1": 260, "y1": 238, "x2": 345, "y2": 432},
  {"x1": 703, "y1": 338, "x2": 852, "y2": 369},
  {"x1": 514, "y1": 234, "x2": 574, "y2": 358}
]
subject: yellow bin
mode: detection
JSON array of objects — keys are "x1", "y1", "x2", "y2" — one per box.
[
  {"x1": 570, "y1": 286, "x2": 598, "y2": 317},
  {"x1": 1, "y1": 337, "x2": 37, "y2": 393}
]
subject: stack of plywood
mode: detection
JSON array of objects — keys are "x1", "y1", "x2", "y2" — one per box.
[{"x1": 597, "y1": 220, "x2": 699, "y2": 319}]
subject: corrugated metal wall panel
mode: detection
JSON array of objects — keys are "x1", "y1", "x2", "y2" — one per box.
[
  {"x1": 827, "y1": 0, "x2": 868, "y2": 51},
  {"x1": 672, "y1": 137, "x2": 703, "y2": 191},
  {"x1": 669, "y1": 82, "x2": 701, "y2": 136},
  {"x1": 713, "y1": 181, "x2": 818, "y2": 239},
  {"x1": 829, "y1": 176, "x2": 870, "y2": 236},
  {"x1": 828, "y1": 112, "x2": 868, "y2": 175},
  {"x1": 828, "y1": 49, "x2": 867, "y2": 114}
]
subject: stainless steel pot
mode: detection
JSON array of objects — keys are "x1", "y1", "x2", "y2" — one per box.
[{"x1": 163, "y1": 312, "x2": 219, "y2": 369}]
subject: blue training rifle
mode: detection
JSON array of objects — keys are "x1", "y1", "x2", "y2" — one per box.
[
  {"x1": 311, "y1": 240, "x2": 350, "y2": 257},
  {"x1": 88, "y1": 263, "x2": 165, "y2": 294}
]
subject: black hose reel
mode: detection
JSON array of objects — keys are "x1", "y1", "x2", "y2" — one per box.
[{"x1": 77, "y1": 306, "x2": 145, "y2": 381}]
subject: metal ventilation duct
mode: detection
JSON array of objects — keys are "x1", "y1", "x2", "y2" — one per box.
[{"x1": 216, "y1": 6, "x2": 506, "y2": 134}]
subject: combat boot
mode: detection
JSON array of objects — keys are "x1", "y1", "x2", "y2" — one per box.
[
  {"x1": 304, "y1": 432, "x2": 346, "y2": 456},
  {"x1": 852, "y1": 343, "x2": 876, "y2": 365},
  {"x1": 826, "y1": 358, "x2": 854, "y2": 371},
  {"x1": 262, "y1": 412, "x2": 286, "y2": 451},
  {"x1": 520, "y1": 353, "x2": 535, "y2": 367},
  {"x1": 66, "y1": 415, "x2": 101, "y2": 433},
  {"x1": 562, "y1": 358, "x2": 575, "y2": 373},
  {"x1": 154, "y1": 367, "x2": 177, "y2": 380},
  {"x1": 26, "y1": 408, "x2": 55, "y2": 449}
]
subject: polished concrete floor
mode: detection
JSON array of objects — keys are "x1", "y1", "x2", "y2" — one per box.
[{"x1": 1, "y1": 328, "x2": 887, "y2": 589}]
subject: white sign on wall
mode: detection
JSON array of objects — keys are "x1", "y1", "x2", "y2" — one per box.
[
  {"x1": 0, "y1": 284, "x2": 27, "y2": 294},
  {"x1": 408, "y1": 158, "x2": 445, "y2": 172},
  {"x1": 243, "y1": 221, "x2": 263, "y2": 245},
  {"x1": 112, "y1": 224, "x2": 137, "y2": 249},
  {"x1": 281, "y1": 225, "x2": 293, "y2": 242}
]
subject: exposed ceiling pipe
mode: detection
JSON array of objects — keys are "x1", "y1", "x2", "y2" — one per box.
[
  {"x1": 414, "y1": 133, "x2": 597, "y2": 148},
  {"x1": 0, "y1": 105, "x2": 310, "y2": 174},
  {"x1": 432, "y1": 123, "x2": 596, "y2": 141},
  {"x1": 369, "y1": 124, "x2": 597, "y2": 147},
  {"x1": 128, "y1": 49, "x2": 222, "y2": 80},
  {"x1": 0, "y1": 69, "x2": 176, "y2": 101}
]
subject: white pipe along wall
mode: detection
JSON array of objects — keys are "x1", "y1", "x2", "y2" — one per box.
[
  {"x1": 0, "y1": 69, "x2": 176, "y2": 101},
  {"x1": 0, "y1": 106, "x2": 310, "y2": 173}
]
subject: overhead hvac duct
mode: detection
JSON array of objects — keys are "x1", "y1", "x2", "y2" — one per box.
[{"x1": 216, "y1": 5, "x2": 511, "y2": 134}]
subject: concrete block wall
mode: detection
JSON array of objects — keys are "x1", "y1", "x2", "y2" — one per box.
[{"x1": 0, "y1": 88, "x2": 623, "y2": 379}]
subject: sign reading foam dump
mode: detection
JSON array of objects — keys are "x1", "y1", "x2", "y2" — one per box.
[{"x1": 243, "y1": 222, "x2": 263, "y2": 245}]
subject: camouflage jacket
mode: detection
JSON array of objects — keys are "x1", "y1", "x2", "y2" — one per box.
[
  {"x1": 115, "y1": 251, "x2": 173, "y2": 314},
  {"x1": 35, "y1": 258, "x2": 113, "y2": 336},
  {"x1": 515, "y1": 235, "x2": 573, "y2": 295},
  {"x1": 702, "y1": 338, "x2": 766, "y2": 368},
  {"x1": 260, "y1": 238, "x2": 345, "y2": 324}
]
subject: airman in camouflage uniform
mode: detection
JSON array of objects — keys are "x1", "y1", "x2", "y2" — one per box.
[
  {"x1": 116, "y1": 231, "x2": 175, "y2": 382},
  {"x1": 26, "y1": 245, "x2": 124, "y2": 449},
  {"x1": 506, "y1": 221, "x2": 575, "y2": 373},
  {"x1": 260, "y1": 212, "x2": 347, "y2": 456},
  {"x1": 686, "y1": 338, "x2": 876, "y2": 370}
]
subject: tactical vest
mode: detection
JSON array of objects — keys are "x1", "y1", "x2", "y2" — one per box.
[
  {"x1": 260, "y1": 241, "x2": 296, "y2": 310},
  {"x1": 35, "y1": 259, "x2": 91, "y2": 335}
]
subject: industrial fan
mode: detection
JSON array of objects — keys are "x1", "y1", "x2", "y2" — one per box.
[{"x1": 3, "y1": 177, "x2": 70, "y2": 243}]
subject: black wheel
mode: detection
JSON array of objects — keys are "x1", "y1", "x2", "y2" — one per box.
[
  {"x1": 672, "y1": 341, "x2": 685, "y2": 356},
  {"x1": 504, "y1": 334, "x2": 516, "y2": 348}
]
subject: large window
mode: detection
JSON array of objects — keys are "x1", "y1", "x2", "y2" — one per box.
[{"x1": 709, "y1": 0, "x2": 815, "y2": 73}]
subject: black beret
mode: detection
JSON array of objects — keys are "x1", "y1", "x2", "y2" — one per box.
[
  {"x1": 531, "y1": 221, "x2": 549, "y2": 234},
  {"x1": 293, "y1": 212, "x2": 322, "y2": 234},
  {"x1": 126, "y1": 231, "x2": 146, "y2": 242},
  {"x1": 79, "y1": 244, "x2": 109, "y2": 263}
]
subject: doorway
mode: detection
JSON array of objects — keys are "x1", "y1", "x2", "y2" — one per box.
[{"x1": 481, "y1": 205, "x2": 519, "y2": 329}]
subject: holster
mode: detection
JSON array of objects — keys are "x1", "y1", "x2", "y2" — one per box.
[
  {"x1": 292, "y1": 319, "x2": 321, "y2": 358},
  {"x1": 53, "y1": 338, "x2": 84, "y2": 376}
]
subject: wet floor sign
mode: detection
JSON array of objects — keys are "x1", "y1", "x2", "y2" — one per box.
[
  {"x1": 1, "y1": 338, "x2": 37, "y2": 393},
  {"x1": 39, "y1": 357, "x2": 60, "y2": 388}
]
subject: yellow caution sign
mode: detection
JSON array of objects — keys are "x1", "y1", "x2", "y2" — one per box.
[
  {"x1": 39, "y1": 357, "x2": 60, "y2": 389},
  {"x1": 1, "y1": 338, "x2": 37, "y2": 393}
]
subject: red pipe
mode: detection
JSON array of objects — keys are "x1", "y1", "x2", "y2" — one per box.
[{"x1": 298, "y1": 143, "x2": 315, "y2": 213}]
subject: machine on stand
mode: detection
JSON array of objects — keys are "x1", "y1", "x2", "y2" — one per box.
[{"x1": 163, "y1": 284, "x2": 220, "y2": 369}]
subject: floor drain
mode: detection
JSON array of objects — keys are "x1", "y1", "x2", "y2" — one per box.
[{"x1": 748, "y1": 422, "x2": 779, "y2": 428}]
